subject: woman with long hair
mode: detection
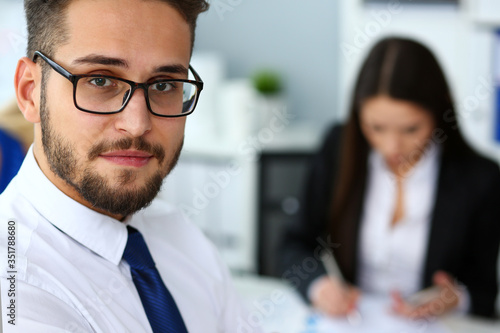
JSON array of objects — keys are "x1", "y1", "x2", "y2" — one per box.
[{"x1": 280, "y1": 37, "x2": 500, "y2": 319}]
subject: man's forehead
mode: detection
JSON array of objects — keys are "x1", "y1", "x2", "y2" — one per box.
[{"x1": 58, "y1": 0, "x2": 191, "y2": 67}]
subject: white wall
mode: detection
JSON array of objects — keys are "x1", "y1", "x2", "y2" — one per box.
[{"x1": 194, "y1": 0, "x2": 340, "y2": 125}]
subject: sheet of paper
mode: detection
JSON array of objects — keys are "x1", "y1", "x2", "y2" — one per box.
[{"x1": 304, "y1": 295, "x2": 452, "y2": 333}]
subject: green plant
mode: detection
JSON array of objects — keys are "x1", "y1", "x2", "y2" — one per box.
[{"x1": 252, "y1": 70, "x2": 282, "y2": 95}]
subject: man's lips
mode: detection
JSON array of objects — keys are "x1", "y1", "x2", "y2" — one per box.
[{"x1": 99, "y1": 150, "x2": 153, "y2": 167}]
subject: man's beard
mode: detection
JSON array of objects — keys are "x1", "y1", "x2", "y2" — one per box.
[{"x1": 39, "y1": 86, "x2": 182, "y2": 217}]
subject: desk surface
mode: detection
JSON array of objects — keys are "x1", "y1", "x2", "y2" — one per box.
[{"x1": 233, "y1": 274, "x2": 500, "y2": 333}]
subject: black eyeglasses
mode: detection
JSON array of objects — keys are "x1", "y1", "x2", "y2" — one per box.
[{"x1": 33, "y1": 51, "x2": 204, "y2": 117}]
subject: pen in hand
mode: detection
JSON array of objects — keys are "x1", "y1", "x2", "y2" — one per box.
[{"x1": 319, "y1": 250, "x2": 362, "y2": 325}]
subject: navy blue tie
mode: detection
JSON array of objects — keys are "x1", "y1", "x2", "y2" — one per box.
[{"x1": 123, "y1": 226, "x2": 188, "y2": 333}]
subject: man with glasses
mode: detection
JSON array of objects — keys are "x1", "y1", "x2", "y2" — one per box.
[{"x1": 0, "y1": 0, "x2": 258, "y2": 332}]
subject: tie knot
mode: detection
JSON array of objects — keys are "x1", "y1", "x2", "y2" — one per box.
[{"x1": 123, "y1": 226, "x2": 156, "y2": 270}]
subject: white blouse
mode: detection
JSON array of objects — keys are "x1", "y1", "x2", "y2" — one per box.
[{"x1": 357, "y1": 143, "x2": 440, "y2": 297}]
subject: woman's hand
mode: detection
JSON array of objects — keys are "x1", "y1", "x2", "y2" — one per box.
[
  {"x1": 310, "y1": 275, "x2": 360, "y2": 316},
  {"x1": 391, "y1": 271, "x2": 461, "y2": 319}
]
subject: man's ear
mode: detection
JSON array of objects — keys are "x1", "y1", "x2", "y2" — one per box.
[{"x1": 15, "y1": 57, "x2": 41, "y2": 124}]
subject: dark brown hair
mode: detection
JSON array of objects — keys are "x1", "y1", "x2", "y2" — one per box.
[
  {"x1": 329, "y1": 37, "x2": 472, "y2": 279},
  {"x1": 24, "y1": 0, "x2": 209, "y2": 58}
]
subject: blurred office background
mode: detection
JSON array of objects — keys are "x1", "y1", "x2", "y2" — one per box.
[{"x1": 1, "y1": 0, "x2": 500, "y2": 315}]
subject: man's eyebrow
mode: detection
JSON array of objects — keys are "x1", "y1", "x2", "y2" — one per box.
[
  {"x1": 154, "y1": 64, "x2": 189, "y2": 76},
  {"x1": 71, "y1": 55, "x2": 129, "y2": 68},
  {"x1": 71, "y1": 55, "x2": 188, "y2": 76}
]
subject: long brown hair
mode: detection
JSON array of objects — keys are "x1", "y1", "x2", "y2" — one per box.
[{"x1": 329, "y1": 37, "x2": 472, "y2": 280}]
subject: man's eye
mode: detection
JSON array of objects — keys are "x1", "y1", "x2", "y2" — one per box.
[
  {"x1": 152, "y1": 82, "x2": 174, "y2": 92},
  {"x1": 89, "y1": 77, "x2": 112, "y2": 87}
]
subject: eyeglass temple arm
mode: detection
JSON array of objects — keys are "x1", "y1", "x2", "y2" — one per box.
[
  {"x1": 188, "y1": 65, "x2": 204, "y2": 91},
  {"x1": 33, "y1": 51, "x2": 74, "y2": 82}
]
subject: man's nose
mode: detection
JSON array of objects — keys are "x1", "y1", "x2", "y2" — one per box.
[{"x1": 114, "y1": 88, "x2": 152, "y2": 137}]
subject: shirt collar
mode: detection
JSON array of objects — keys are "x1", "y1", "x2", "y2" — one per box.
[{"x1": 17, "y1": 147, "x2": 128, "y2": 265}]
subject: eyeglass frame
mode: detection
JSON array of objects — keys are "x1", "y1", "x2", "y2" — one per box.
[{"x1": 32, "y1": 51, "x2": 204, "y2": 118}]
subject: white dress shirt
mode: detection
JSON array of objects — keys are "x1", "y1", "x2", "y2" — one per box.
[
  {"x1": 357, "y1": 143, "x2": 440, "y2": 297},
  {"x1": 0, "y1": 148, "x2": 256, "y2": 333}
]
